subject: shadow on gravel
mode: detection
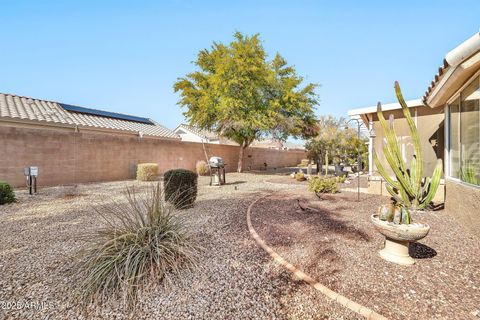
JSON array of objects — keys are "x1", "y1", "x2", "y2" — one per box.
[
  {"x1": 294, "y1": 202, "x2": 371, "y2": 242},
  {"x1": 225, "y1": 181, "x2": 247, "y2": 185},
  {"x1": 409, "y1": 242, "x2": 437, "y2": 259}
]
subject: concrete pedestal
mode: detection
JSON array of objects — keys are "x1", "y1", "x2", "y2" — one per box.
[{"x1": 379, "y1": 238, "x2": 414, "y2": 265}]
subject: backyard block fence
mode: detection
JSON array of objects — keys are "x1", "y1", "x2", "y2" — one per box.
[{"x1": 0, "y1": 125, "x2": 306, "y2": 187}]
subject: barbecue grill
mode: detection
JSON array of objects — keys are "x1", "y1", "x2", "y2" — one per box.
[
  {"x1": 209, "y1": 156, "x2": 226, "y2": 186},
  {"x1": 209, "y1": 156, "x2": 224, "y2": 168}
]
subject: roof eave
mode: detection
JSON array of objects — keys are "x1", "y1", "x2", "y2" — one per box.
[
  {"x1": 347, "y1": 99, "x2": 424, "y2": 117},
  {"x1": 423, "y1": 32, "x2": 480, "y2": 107},
  {"x1": 425, "y1": 51, "x2": 480, "y2": 108}
]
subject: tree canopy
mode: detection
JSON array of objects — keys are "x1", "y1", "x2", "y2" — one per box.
[
  {"x1": 306, "y1": 115, "x2": 368, "y2": 173},
  {"x1": 174, "y1": 32, "x2": 319, "y2": 172}
]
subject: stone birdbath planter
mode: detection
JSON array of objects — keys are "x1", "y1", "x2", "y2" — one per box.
[{"x1": 371, "y1": 214, "x2": 430, "y2": 265}]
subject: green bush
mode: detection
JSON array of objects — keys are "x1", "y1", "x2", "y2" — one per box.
[
  {"x1": 295, "y1": 172, "x2": 306, "y2": 181},
  {"x1": 336, "y1": 175, "x2": 347, "y2": 183},
  {"x1": 0, "y1": 181, "x2": 16, "y2": 205},
  {"x1": 136, "y1": 163, "x2": 159, "y2": 181},
  {"x1": 195, "y1": 160, "x2": 209, "y2": 176},
  {"x1": 77, "y1": 183, "x2": 199, "y2": 306},
  {"x1": 164, "y1": 169, "x2": 198, "y2": 209},
  {"x1": 308, "y1": 176, "x2": 339, "y2": 199},
  {"x1": 297, "y1": 159, "x2": 310, "y2": 167}
]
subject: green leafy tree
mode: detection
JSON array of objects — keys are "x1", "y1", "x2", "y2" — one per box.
[
  {"x1": 306, "y1": 115, "x2": 367, "y2": 173},
  {"x1": 174, "y1": 32, "x2": 319, "y2": 172}
]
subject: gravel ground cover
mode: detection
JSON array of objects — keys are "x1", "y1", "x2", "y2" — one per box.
[
  {"x1": 265, "y1": 174, "x2": 369, "y2": 189},
  {"x1": 250, "y1": 189, "x2": 480, "y2": 320},
  {"x1": 0, "y1": 173, "x2": 359, "y2": 320}
]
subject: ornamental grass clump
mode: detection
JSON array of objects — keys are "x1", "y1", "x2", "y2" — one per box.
[
  {"x1": 136, "y1": 163, "x2": 159, "y2": 181},
  {"x1": 195, "y1": 160, "x2": 209, "y2": 176},
  {"x1": 77, "y1": 183, "x2": 199, "y2": 306}
]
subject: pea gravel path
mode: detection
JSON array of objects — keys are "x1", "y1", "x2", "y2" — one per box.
[{"x1": 0, "y1": 173, "x2": 359, "y2": 320}]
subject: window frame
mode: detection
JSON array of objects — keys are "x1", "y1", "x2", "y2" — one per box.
[{"x1": 445, "y1": 71, "x2": 480, "y2": 189}]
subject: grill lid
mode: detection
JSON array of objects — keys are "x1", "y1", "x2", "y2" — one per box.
[{"x1": 209, "y1": 156, "x2": 224, "y2": 167}]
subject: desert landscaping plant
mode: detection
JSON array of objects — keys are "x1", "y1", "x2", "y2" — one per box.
[
  {"x1": 77, "y1": 183, "x2": 199, "y2": 306},
  {"x1": 195, "y1": 160, "x2": 209, "y2": 176},
  {"x1": 308, "y1": 176, "x2": 339, "y2": 199},
  {"x1": 306, "y1": 115, "x2": 368, "y2": 174},
  {"x1": 461, "y1": 161, "x2": 479, "y2": 185},
  {"x1": 373, "y1": 82, "x2": 443, "y2": 213},
  {"x1": 174, "y1": 32, "x2": 319, "y2": 172},
  {"x1": 0, "y1": 181, "x2": 16, "y2": 205},
  {"x1": 294, "y1": 172, "x2": 306, "y2": 181},
  {"x1": 297, "y1": 159, "x2": 310, "y2": 167},
  {"x1": 371, "y1": 82, "x2": 436, "y2": 265},
  {"x1": 136, "y1": 163, "x2": 159, "y2": 181},
  {"x1": 164, "y1": 169, "x2": 198, "y2": 209}
]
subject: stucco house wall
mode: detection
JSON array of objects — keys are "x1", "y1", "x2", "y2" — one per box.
[{"x1": 371, "y1": 105, "x2": 445, "y2": 178}]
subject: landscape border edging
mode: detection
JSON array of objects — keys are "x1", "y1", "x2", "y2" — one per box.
[{"x1": 246, "y1": 193, "x2": 388, "y2": 320}]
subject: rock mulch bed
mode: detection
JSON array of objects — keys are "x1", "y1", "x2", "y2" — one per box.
[
  {"x1": 0, "y1": 173, "x2": 355, "y2": 319},
  {"x1": 250, "y1": 189, "x2": 480, "y2": 319},
  {"x1": 265, "y1": 174, "x2": 369, "y2": 190}
]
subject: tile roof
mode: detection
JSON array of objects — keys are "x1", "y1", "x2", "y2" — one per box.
[
  {"x1": 282, "y1": 141, "x2": 306, "y2": 150},
  {"x1": 422, "y1": 59, "x2": 450, "y2": 104},
  {"x1": 175, "y1": 124, "x2": 238, "y2": 145},
  {"x1": 423, "y1": 32, "x2": 480, "y2": 105},
  {"x1": 0, "y1": 93, "x2": 179, "y2": 139},
  {"x1": 177, "y1": 123, "x2": 219, "y2": 140}
]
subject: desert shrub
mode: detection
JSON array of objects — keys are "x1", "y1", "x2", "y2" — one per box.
[
  {"x1": 195, "y1": 160, "x2": 209, "y2": 176},
  {"x1": 295, "y1": 172, "x2": 306, "y2": 181},
  {"x1": 0, "y1": 181, "x2": 16, "y2": 205},
  {"x1": 297, "y1": 159, "x2": 310, "y2": 167},
  {"x1": 77, "y1": 183, "x2": 199, "y2": 306},
  {"x1": 308, "y1": 176, "x2": 339, "y2": 199},
  {"x1": 136, "y1": 163, "x2": 159, "y2": 181},
  {"x1": 164, "y1": 169, "x2": 198, "y2": 208}
]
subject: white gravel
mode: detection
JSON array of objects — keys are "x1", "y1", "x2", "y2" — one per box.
[{"x1": 0, "y1": 172, "x2": 359, "y2": 319}]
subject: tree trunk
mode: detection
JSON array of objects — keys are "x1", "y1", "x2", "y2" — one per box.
[{"x1": 237, "y1": 144, "x2": 245, "y2": 173}]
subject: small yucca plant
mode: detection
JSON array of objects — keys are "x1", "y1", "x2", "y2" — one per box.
[{"x1": 77, "y1": 183, "x2": 199, "y2": 306}]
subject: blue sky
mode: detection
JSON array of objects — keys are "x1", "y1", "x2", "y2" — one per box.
[{"x1": 2, "y1": 0, "x2": 479, "y2": 135}]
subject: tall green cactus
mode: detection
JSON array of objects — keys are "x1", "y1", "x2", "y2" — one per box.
[{"x1": 373, "y1": 81, "x2": 443, "y2": 212}]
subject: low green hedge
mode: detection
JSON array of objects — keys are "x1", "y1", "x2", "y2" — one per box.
[
  {"x1": 0, "y1": 181, "x2": 16, "y2": 205},
  {"x1": 164, "y1": 169, "x2": 198, "y2": 209}
]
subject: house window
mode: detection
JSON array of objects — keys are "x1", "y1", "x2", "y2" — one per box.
[
  {"x1": 449, "y1": 98, "x2": 460, "y2": 178},
  {"x1": 448, "y1": 76, "x2": 480, "y2": 186}
]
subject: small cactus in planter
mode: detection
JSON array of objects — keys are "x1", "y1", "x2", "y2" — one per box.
[
  {"x1": 371, "y1": 82, "x2": 438, "y2": 265},
  {"x1": 377, "y1": 204, "x2": 411, "y2": 225}
]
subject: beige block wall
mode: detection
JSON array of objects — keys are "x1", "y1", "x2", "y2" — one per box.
[{"x1": 0, "y1": 124, "x2": 306, "y2": 187}]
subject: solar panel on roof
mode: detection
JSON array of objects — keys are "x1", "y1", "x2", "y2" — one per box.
[{"x1": 59, "y1": 103, "x2": 153, "y2": 124}]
